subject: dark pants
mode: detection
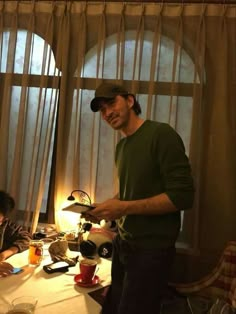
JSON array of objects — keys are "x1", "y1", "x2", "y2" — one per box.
[{"x1": 101, "y1": 235, "x2": 176, "y2": 314}]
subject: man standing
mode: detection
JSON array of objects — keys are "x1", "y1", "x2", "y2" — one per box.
[{"x1": 83, "y1": 82, "x2": 194, "y2": 314}]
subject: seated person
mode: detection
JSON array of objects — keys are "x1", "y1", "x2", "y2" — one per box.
[
  {"x1": 0, "y1": 190, "x2": 32, "y2": 261},
  {"x1": 0, "y1": 261, "x2": 13, "y2": 277}
]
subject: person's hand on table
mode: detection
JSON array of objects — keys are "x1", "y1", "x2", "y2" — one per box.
[{"x1": 0, "y1": 261, "x2": 14, "y2": 277}]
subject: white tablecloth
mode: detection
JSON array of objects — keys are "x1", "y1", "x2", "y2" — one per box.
[{"x1": 0, "y1": 249, "x2": 111, "y2": 314}]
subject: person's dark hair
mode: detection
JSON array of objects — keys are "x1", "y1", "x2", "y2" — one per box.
[
  {"x1": 122, "y1": 94, "x2": 142, "y2": 116},
  {"x1": 0, "y1": 190, "x2": 15, "y2": 216}
]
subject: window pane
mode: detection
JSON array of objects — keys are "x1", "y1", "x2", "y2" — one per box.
[
  {"x1": 83, "y1": 30, "x2": 197, "y2": 83},
  {"x1": 1, "y1": 30, "x2": 59, "y2": 75}
]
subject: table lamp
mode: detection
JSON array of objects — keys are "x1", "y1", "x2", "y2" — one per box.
[
  {"x1": 61, "y1": 189, "x2": 93, "y2": 248},
  {"x1": 67, "y1": 189, "x2": 91, "y2": 204},
  {"x1": 62, "y1": 189, "x2": 93, "y2": 214}
]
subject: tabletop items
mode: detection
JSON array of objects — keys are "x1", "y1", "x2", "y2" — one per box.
[
  {"x1": 0, "y1": 248, "x2": 112, "y2": 314},
  {"x1": 48, "y1": 238, "x2": 79, "y2": 266},
  {"x1": 74, "y1": 274, "x2": 100, "y2": 288},
  {"x1": 79, "y1": 258, "x2": 98, "y2": 283},
  {"x1": 6, "y1": 296, "x2": 38, "y2": 314},
  {"x1": 28, "y1": 240, "x2": 44, "y2": 267},
  {"x1": 43, "y1": 260, "x2": 72, "y2": 274}
]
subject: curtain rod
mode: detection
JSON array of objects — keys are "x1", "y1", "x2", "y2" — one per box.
[
  {"x1": 68, "y1": 0, "x2": 236, "y2": 3},
  {"x1": 30, "y1": 0, "x2": 236, "y2": 3}
]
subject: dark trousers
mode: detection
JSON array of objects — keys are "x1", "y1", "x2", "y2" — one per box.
[{"x1": 101, "y1": 235, "x2": 176, "y2": 314}]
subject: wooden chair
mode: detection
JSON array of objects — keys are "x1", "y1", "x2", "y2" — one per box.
[{"x1": 169, "y1": 241, "x2": 236, "y2": 306}]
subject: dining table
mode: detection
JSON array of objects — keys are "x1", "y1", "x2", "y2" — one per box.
[{"x1": 0, "y1": 245, "x2": 111, "y2": 314}]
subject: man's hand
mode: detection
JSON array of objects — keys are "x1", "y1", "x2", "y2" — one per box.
[
  {"x1": 80, "y1": 211, "x2": 101, "y2": 224},
  {"x1": 82, "y1": 199, "x2": 125, "y2": 222},
  {"x1": 0, "y1": 252, "x2": 6, "y2": 262},
  {"x1": 0, "y1": 262, "x2": 14, "y2": 277},
  {"x1": 80, "y1": 203, "x2": 101, "y2": 223}
]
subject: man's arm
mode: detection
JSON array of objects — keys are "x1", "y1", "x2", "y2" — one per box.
[
  {"x1": 82, "y1": 192, "x2": 178, "y2": 222},
  {"x1": 4, "y1": 221, "x2": 32, "y2": 254},
  {"x1": 122, "y1": 193, "x2": 178, "y2": 215},
  {"x1": 0, "y1": 247, "x2": 19, "y2": 261}
]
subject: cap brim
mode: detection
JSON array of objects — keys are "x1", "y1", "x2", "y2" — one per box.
[
  {"x1": 90, "y1": 98, "x2": 101, "y2": 112},
  {"x1": 90, "y1": 97, "x2": 114, "y2": 112}
]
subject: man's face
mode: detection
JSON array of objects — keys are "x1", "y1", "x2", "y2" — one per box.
[{"x1": 99, "y1": 95, "x2": 133, "y2": 130}]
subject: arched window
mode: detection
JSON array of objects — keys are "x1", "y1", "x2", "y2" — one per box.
[
  {"x1": 74, "y1": 31, "x2": 197, "y2": 206},
  {"x1": 1, "y1": 30, "x2": 60, "y2": 216}
]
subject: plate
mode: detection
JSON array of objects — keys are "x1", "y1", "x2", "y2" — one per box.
[{"x1": 74, "y1": 274, "x2": 100, "y2": 287}]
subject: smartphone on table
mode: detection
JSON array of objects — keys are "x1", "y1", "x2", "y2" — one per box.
[
  {"x1": 12, "y1": 267, "x2": 24, "y2": 274},
  {"x1": 43, "y1": 261, "x2": 70, "y2": 274}
]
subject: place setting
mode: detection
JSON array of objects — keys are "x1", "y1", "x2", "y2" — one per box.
[
  {"x1": 29, "y1": 236, "x2": 101, "y2": 289},
  {"x1": 43, "y1": 237, "x2": 102, "y2": 288},
  {"x1": 0, "y1": 222, "x2": 112, "y2": 314}
]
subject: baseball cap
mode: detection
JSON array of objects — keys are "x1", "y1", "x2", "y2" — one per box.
[{"x1": 90, "y1": 82, "x2": 129, "y2": 112}]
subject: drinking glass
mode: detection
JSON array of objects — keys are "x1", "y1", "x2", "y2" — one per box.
[
  {"x1": 7, "y1": 296, "x2": 38, "y2": 313},
  {"x1": 28, "y1": 240, "x2": 44, "y2": 267}
]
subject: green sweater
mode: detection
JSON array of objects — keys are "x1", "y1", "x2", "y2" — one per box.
[{"x1": 115, "y1": 120, "x2": 194, "y2": 249}]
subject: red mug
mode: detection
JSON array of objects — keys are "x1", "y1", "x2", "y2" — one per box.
[{"x1": 79, "y1": 259, "x2": 97, "y2": 283}]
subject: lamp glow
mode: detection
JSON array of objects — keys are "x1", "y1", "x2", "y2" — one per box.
[
  {"x1": 67, "y1": 189, "x2": 91, "y2": 205},
  {"x1": 62, "y1": 189, "x2": 93, "y2": 214}
]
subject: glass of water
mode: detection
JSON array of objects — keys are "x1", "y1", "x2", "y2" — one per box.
[{"x1": 8, "y1": 296, "x2": 38, "y2": 313}]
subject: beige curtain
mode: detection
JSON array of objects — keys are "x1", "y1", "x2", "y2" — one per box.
[
  {"x1": 0, "y1": 2, "x2": 235, "y2": 263},
  {"x1": 0, "y1": 1, "x2": 61, "y2": 233}
]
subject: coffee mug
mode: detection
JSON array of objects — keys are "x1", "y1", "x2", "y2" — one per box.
[{"x1": 79, "y1": 258, "x2": 97, "y2": 283}]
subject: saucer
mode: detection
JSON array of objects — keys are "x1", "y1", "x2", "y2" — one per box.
[{"x1": 74, "y1": 274, "x2": 100, "y2": 287}]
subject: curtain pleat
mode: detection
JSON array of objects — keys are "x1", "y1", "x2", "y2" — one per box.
[
  {"x1": 73, "y1": 7, "x2": 87, "y2": 188},
  {"x1": 169, "y1": 6, "x2": 183, "y2": 128},
  {"x1": 147, "y1": 5, "x2": 162, "y2": 119},
  {"x1": 23, "y1": 5, "x2": 38, "y2": 230},
  {"x1": 90, "y1": 4, "x2": 107, "y2": 201},
  {"x1": 131, "y1": 4, "x2": 144, "y2": 94},
  {"x1": 116, "y1": 4, "x2": 125, "y2": 81},
  {"x1": 182, "y1": 5, "x2": 207, "y2": 251},
  {"x1": 8, "y1": 6, "x2": 26, "y2": 213}
]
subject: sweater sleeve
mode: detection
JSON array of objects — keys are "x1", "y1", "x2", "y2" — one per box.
[
  {"x1": 3, "y1": 220, "x2": 32, "y2": 253},
  {"x1": 156, "y1": 124, "x2": 195, "y2": 211}
]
